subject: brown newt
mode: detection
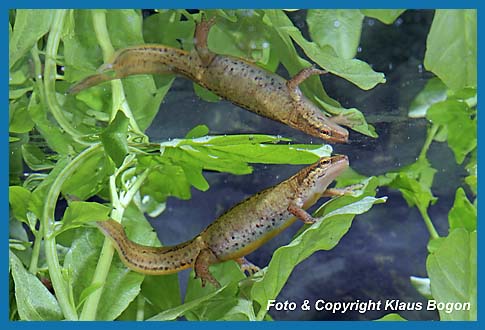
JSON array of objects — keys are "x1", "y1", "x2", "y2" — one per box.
[
  {"x1": 69, "y1": 19, "x2": 349, "y2": 143},
  {"x1": 96, "y1": 154, "x2": 350, "y2": 287}
]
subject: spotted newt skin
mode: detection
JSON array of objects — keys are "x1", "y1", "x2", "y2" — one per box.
[
  {"x1": 97, "y1": 155, "x2": 350, "y2": 287},
  {"x1": 69, "y1": 19, "x2": 349, "y2": 143}
]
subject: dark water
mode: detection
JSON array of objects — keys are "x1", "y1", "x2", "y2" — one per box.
[{"x1": 146, "y1": 10, "x2": 465, "y2": 321}]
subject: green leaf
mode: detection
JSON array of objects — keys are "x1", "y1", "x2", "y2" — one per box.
[
  {"x1": 148, "y1": 286, "x2": 226, "y2": 321},
  {"x1": 361, "y1": 10, "x2": 406, "y2": 24},
  {"x1": 408, "y1": 77, "x2": 448, "y2": 118},
  {"x1": 387, "y1": 174, "x2": 436, "y2": 210},
  {"x1": 424, "y1": 10, "x2": 476, "y2": 91},
  {"x1": 28, "y1": 94, "x2": 74, "y2": 155},
  {"x1": 21, "y1": 144, "x2": 56, "y2": 171},
  {"x1": 60, "y1": 201, "x2": 111, "y2": 232},
  {"x1": 9, "y1": 10, "x2": 54, "y2": 69},
  {"x1": 410, "y1": 276, "x2": 433, "y2": 300},
  {"x1": 61, "y1": 151, "x2": 113, "y2": 201},
  {"x1": 185, "y1": 124, "x2": 210, "y2": 139},
  {"x1": 193, "y1": 83, "x2": 221, "y2": 102},
  {"x1": 101, "y1": 111, "x2": 129, "y2": 167},
  {"x1": 448, "y1": 188, "x2": 476, "y2": 232},
  {"x1": 315, "y1": 97, "x2": 377, "y2": 137},
  {"x1": 9, "y1": 251, "x2": 63, "y2": 320},
  {"x1": 106, "y1": 10, "x2": 144, "y2": 49},
  {"x1": 76, "y1": 282, "x2": 104, "y2": 310},
  {"x1": 251, "y1": 177, "x2": 386, "y2": 319},
  {"x1": 426, "y1": 228, "x2": 476, "y2": 320},
  {"x1": 62, "y1": 10, "x2": 103, "y2": 82},
  {"x1": 375, "y1": 313, "x2": 407, "y2": 321},
  {"x1": 9, "y1": 98, "x2": 35, "y2": 133},
  {"x1": 307, "y1": 10, "x2": 364, "y2": 59},
  {"x1": 141, "y1": 275, "x2": 181, "y2": 314},
  {"x1": 426, "y1": 100, "x2": 476, "y2": 164},
  {"x1": 9, "y1": 186, "x2": 32, "y2": 224},
  {"x1": 265, "y1": 10, "x2": 385, "y2": 90}
]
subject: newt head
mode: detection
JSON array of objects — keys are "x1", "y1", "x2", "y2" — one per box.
[
  {"x1": 317, "y1": 119, "x2": 349, "y2": 144},
  {"x1": 299, "y1": 155, "x2": 349, "y2": 208}
]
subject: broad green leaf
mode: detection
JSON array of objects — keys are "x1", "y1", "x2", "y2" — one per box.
[
  {"x1": 251, "y1": 177, "x2": 386, "y2": 319},
  {"x1": 9, "y1": 251, "x2": 63, "y2": 320},
  {"x1": 448, "y1": 188, "x2": 476, "y2": 232},
  {"x1": 60, "y1": 201, "x2": 111, "y2": 232},
  {"x1": 375, "y1": 313, "x2": 407, "y2": 321},
  {"x1": 143, "y1": 10, "x2": 194, "y2": 49},
  {"x1": 315, "y1": 97, "x2": 378, "y2": 137},
  {"x1": 408, "y1": 77, "x2": 448, "y2": 118},
  {"x1": 62, "y1": 10, "x2": 103, "y2": 82},
  {"x1": 9, "y1": 186, "x2": 32, "y2": 224},
  {"x1": 426, "y1": 228, "x2": 476, "y2": 320},
  {"x1": 148, "y1": 286, "x2": 226, "y2": 321},
  {"x1": 410, "y1": 276, "x2": 433, "y2": 300},
  {"x1": 387, "y1": 174, "x2": 436, "y2": 210},
  {"x1": 9, "y1": 98, "x2": 35, "y2": 133},
  {"x1": 307, "y1": 10, "x2": 364, "y2": 59},
  {"x1": 265, "y1": 10, "x2": 385, "y2": 90},
  {"x1": 77, "y1": 283, "x2": 104, "y2": 310},
  {"x1": 424, "y1": 10, "x2": 476, "y2": 91},
  {"x1": 141, "y1": 275, "x2": 181, "y2": 314},
  {"x1": 61, "y1": 151, "x2": 113, "y2": 201},
  {"x1": 361, "y1": 10, "x2": 405, "y2": 24},
  {"x1": 427, "y1": 100, "x2": 476, "y2": 164},
  {"x1": 28, "y1": 94, "x2": 74, "y2": 155},
  {"x1": 21, "y1": 144, "x2": 56, "y2": 171},
  {"x1": 9, "y1": 10, "x2": 54, "y2": 69},
  {"x1": 106, "y1": 10, "x2": 144, "y2": 49},
  {"x1": 185, "y1": 124, "x2": 210, "y2": 139},
  {"x1": 101, "y1": 111, "x2": 129, "y2": 167},
  {"x1": 208, "y1": 11, "x2": 270, "y2": 62}
]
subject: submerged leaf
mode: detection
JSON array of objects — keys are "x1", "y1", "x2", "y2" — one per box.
[
  {"x1": 426, "y1": 228, "x2": 476, "y2": 320},
  {"x1": 307, "y1": 10, "x2": 364, "y2": 60},
  {"x1": 10, "y1": 251, "x2": 63, "y2": 320},
  {"x1": 448, "y1": 188, "x2": 476, "y2": 232},
  {"x1": 424, "y1": 10, "x2": 476, "y2": 91}
]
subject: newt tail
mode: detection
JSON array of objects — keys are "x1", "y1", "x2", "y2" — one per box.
[
  {"x1": 96, "y1": 155, "x2": 350, "y2": 288},
  {"x1": 69, "y1": 19, "x2": 349, "y2": 143}
]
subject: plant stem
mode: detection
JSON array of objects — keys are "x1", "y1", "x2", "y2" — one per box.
[
  {"x1": 44, "y1": 9, "x2": 89, "y2": 145},
  {"x1": 418, "y1": 124, "x2": 439, "y2": 160},
  {"x1": 418, "y1": 205, "x2": 440, "y2": 240},
  {"x1": 28, "y1": 232, "x2": 42, "y2": 274},
  {"x1": 416, "y1": 123, "x2": 440, "y2": 239},
  {"x1": 136, "y1": 294, "x2": 145, "y2": 321},
  {"x1": 42, "y1": 143, "x2": 102, "y2": 320}
]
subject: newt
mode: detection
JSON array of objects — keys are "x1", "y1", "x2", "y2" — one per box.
[
  {"x1": 96, "y1": 154, "x2": 350, "y2": 288},
  {"x1": 69, "y1": 18, "x2": 349, "y2": 143}
]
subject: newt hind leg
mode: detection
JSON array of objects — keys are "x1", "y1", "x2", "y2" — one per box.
[
  {"x1": 194, "y1": 247, "x2": 221, "y2": 288},
  {"x1": 194, "y1": 17, "x2": 217, "y2": 67}
]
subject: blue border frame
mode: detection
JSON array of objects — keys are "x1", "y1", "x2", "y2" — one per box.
[{"x1": 5, "y1": 1, "x2": 482, "y2": 328}]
